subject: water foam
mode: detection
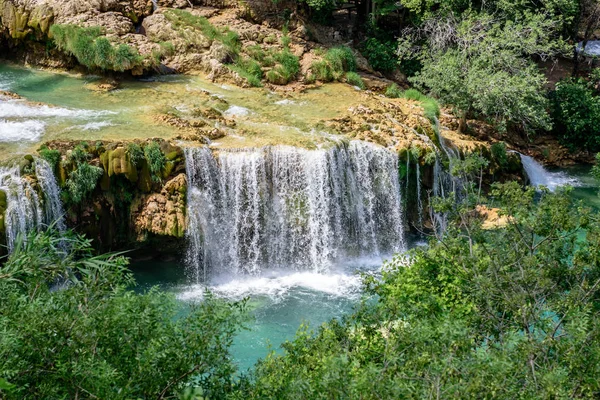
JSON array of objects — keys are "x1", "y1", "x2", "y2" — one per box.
[
  {"x1": 178, "y1": 270, "x2": 365, "y2": 302},
  {"x1": 0, "y1": 120, "x2": 45, "y2": 141},
  {"x1": 223, "y1": 105, "x2": 251, "y2": 117},
  {"x1": 518, "y1": 153, "x2": 579, "y2": 191},
  {"x1": 0, "y1": 99, "x2": 114, "y2": 119}
]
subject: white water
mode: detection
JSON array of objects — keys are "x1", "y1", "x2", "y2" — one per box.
[
  {"x1": 0, "y1": 159, "x2": 65, "y2": 251},
  {"x1": 517, "y1": 153, "x2": 579, "y2": 191},
  {"x1": 185, "y1": 141, "x2": 406, "y2": 281},
  {"x1": 0, "y1": 95, "x2": 115, "y2": 143}
]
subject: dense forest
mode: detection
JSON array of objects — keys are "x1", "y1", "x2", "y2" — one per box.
[{"x1": 1, "y1": 0, "x2": 600, "y2": 398}]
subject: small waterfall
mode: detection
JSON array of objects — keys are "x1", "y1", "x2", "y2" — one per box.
[
  {"x1": 516, "y1": 153, "x2": 578, "y2": 191},
  {"x1": 151, "y1": 0, "x2": 158, "y2": 11},
  {"x1": 0, "y1": 159, "x2": 66, "y2": 252},
  {"x1": 185, "y1": 141, "x2": 406, "y2": 281},
  {"x1": 415, "y1": 161, "x2": 423, "y2": 229},
  {"x1": 35, "y1": 159, "x2": 67, "y2": 234}
]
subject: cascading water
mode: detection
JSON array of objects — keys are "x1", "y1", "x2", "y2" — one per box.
[
  {"x1": 0, "y1": 159, "x2": 66, "y2": 251},
  {"x1": 185, "y1": 141, "x2": 406, "y2": 281},
  {"x1": 516, "y1": 152, "x2": 579, "y2": 191}
]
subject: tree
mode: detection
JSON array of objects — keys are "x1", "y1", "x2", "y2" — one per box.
[
  {"x1": 403, "y1": 13, "x2": 564, "y2": 133},
  {"x1": 234, "y1": 183, "x2": 600, "y2": 398},
  {"x1": 0, "y1": 229, "x2": 246, "y2": 399}
]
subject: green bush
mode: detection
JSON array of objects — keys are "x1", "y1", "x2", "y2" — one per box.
[
  {"x1": 0, "y1": 228, "x2": 246, "y2": 399},
  {"x1": 385, "y1": 83, "x2": 403, "y2": 98},
  {"x1": 550, "y1": 78, "x2": 600, "y2": 151},
  {"x1": 126, "y1": 143, "x2": 144, "y2": 166},
  {"x1": 311, "y1": 59, "x2": 333, "y2": 81},
  {"x1": 144, "y1": 141, "x2": 166, "y2": 182},
  {"x1": 361, "y1": 38, "x2": 397, "y2": 73},
  {"x1": 50, "y1": 24, "x2": 143, "y2": 72},
  {"x1": 345, "y1": 71, "x2": 365, "y2": 89},
  {"x1": 234, "y1": 185, "x2": 600, "y2": 398},
  {"x1": 491, "y1": 142, "x2": 508, "y2": 168},
  {"x1": 38, "y1": 146, "x2": 61, "y2": 169},
  {"x1": 66, "y1": 162, "x2": 103, "y2": 204}
]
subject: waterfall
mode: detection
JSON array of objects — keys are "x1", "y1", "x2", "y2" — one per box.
[
  {"x1": 185, "y1": 141, "x2": 406, "y2": 281},
  {"x1": 516, "y1": 153, "x2": 578, "y2": 191},
  {"x1": 0, "y1": 159, "x2": 66, "y2": 252},
  {"x1": 415, "y1": 161, "x2": 423, "y2": 229}
]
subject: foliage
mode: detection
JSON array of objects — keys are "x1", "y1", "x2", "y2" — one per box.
[
  {"x1": 401, "y1": 88, "x2": 440, "y2": 122},
  {"x1": 361, "y1": 38, "x2": 397, "y2": 72},
  {"x1": 0, "y1": 229, "x2": 246, "y2": 399},
  {"x1": 265, "y1": 50, "x2": 300, "y2": 85},
  {"x1": 164, "y1": 9, "x2": 240, "y2": 56},
  {"x1": 231, "y1": 57, "x2": 263, "y2": 87},
  {"x1": 66, "y1": 162, "x2": 104, "y2": 204},
  {"x1": 63, "y1": 144, "x2": 103, "y2": 204},
  {"x1": 311, "y1": 47, "x2": 357, "y2": 82},
  {"x1": 38, "y1": 145, "x2": 61, "y2": 169},
  {"x1": 345, "y1": 71, "x2": 365, "y2": 89},
  {"x1": 144, "y1": 141, "x2": 166, "y2": 182},
  {"x1": 404, "y1": 13, "x2": 563, "y2": 133},
  {"x1": 235, "y1": 184, "x2": 600, "y2": 398},
  {"x1": 490, "y1": 141, "x2": 508, "y2": 168},
  {"x1": 550, "y1": 78, "x2": 600, "y2": 151},
  {"x1": 125, "y1": 142, "x2": 145, "y2": 166},
  {"x1": 385, "y1": 83, "x2": 403, "y2": 98},
  {"x1": 50, "y1": 25, "x2": 142, "y2": 72}
]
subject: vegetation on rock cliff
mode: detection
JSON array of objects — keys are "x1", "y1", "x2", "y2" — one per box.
[{"x1": 49, "y1": 25, "x2": 143, "y2": 72}]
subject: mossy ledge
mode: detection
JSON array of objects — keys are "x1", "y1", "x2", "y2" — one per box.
[{"x1": 39, "y1": 139, "x2": 187, "y2": 256}]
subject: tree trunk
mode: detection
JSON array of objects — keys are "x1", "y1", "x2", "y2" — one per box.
[{"x1": 458, "y1": 110, "x2": 468, "y2": 134}]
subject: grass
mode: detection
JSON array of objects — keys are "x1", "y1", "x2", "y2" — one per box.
[
  {"x1": 265, "y1": 50, "x2": 300, "y2": 85},
  {"x1": 385, "y1": 85, "x2": 440, "y2": 122},
  {"x1": 385, "y1": 83, "x2": 403, "y2": 98},
  {"x1": 402, "y1": 89, "x2": 440, "y2": 122},
  {"x1": 230, "y1": 57, "x2": 263, "y2": 87},
  {"x1": 50, "y1": 25, "x2": 142, "y2": 72},
  {"x1": 164, "y1": 9, "x2": 240, "y2": 56},
  {"x1": 345, "y1": 72, "x2": 365, "y2": 89},
  {"x1": 310, "y1": 46, "x2": 357, "y2": 83}
]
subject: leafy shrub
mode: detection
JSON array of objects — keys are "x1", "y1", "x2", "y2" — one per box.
[
  {"x1": 361, "y1": 38, "x2": 397, "y2": 73},
  {"x1": 281, "y1": 34, "x2": 292, "y2": 48},
  {"x1": 0, "y1": 228, "x2": 246, "y2": 399},
  {"x1": 66, "y1": 162, "x2": 103, "y2": 204},
  {"x1": 491, "y1": 142, "x2": 508, "y2": 168},
  {"x1": 144, "y1": 141, "x2": 166, "y2": 182},
  {"x1": 126, "y1": 143, "x2": 144, "y2": 166},
  {"x1": 38, "y1": 146, "x2": 61, "y2": 169},
  {"x1": 385, "y1": 83, "x2": 403, "y2": 98},
  {"x1": 550, "y1": 78, "x2": 600, "y2": 151},
  {"x1": 50, "y1": 25, "x2": 142, "y2": 72},
  {"x1": 345, "y1": 71, "x2": 365, "y2": 89}
]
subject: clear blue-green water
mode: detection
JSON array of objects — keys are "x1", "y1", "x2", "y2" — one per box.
[{"x1": 130, "y1": 255, "x2": 393, "y2": 372}]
